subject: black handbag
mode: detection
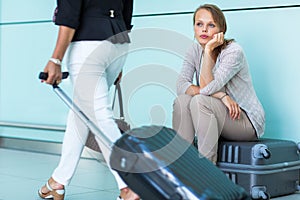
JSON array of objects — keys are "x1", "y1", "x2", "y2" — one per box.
[{"x1": 85, "y1": 80, "x2": 130, "y2": 152}]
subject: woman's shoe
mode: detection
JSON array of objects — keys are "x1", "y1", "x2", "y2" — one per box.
[{"x1": 38, "y1": 178, "x2": 65, "y2": 200}]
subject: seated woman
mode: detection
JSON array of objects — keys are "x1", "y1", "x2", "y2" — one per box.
[{"x1": 172, "y1": 4, "x2": 265, "y2": 163}]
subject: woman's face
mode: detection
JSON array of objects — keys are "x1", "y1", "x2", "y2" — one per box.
[{"x1": 194, "y1": 9, "x2": 221, "y2": 47}]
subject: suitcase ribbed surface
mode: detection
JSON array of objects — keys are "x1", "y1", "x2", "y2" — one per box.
[
  {"x1": 217, "y1": 139, "x2": 300, "y2": 198},
  {"x1": 112, "y1": 126, "x2": 249, "y2": 200},
  {"x1": 218, "y1": 139, "x2": 299, "y2": 165}
]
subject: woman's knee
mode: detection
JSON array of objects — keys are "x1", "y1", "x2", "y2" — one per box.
[
  {"x1": 190, "y1": 94, "x2": 208, "y2": 110},
  {"x1": 173, "y1": 94, "x2": 192, "y2": 113}
]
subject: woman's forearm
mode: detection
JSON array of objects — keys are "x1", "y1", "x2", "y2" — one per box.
[
  {"x1": 199, "y1": 49, "x2": 215, "y2": 89},
  {"x1": 211, "y1": 91, "x2": 226, "y2": 99},
  {"x1": 185, "y1": 85, "x2": 226, "y2": 98},
  {"x1": 43, "y1": 26, "x2": 75, "y2": 85},
  {"x1": 51, "y1": 26, "x2": 75, "y2": 60},
  {"x1": 200, "y1": 32, "x2": 224, "y2": 90}
]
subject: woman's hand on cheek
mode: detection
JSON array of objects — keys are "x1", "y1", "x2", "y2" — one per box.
[{"x1": 205, "y1": 32, "x2": 224, "y2": 52}]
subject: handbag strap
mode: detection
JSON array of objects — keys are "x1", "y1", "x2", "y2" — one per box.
[{"x1": 112, "y1": 82, "x2": 125, "y2": 119}]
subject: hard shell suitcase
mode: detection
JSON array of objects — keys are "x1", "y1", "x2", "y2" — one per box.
[
  {"x1": 39, "y1": 72, "x2": 250, "y2": 200},
  {"x1": 111, "y1": 126, "x2": 250, "y2": 200},
  {"x1": 217, "y1": 138, "x2": 300, "y2": 199}
]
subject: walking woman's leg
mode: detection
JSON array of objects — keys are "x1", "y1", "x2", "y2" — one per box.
[
  {"x1": 85, "y1": 42, "x2": 139, "y2": 199},
  {"x1": 51, "y1": 41, "x2": 102, "y2": 185}
]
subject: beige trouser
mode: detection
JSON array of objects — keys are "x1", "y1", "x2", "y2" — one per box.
[{"x1": 172, "y1": 94, "x2": 257, "y2": 163}]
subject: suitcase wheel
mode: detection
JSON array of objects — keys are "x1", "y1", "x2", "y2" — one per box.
[{"x1": 251, "y1": 186, "x2": 270, "y2": 200}]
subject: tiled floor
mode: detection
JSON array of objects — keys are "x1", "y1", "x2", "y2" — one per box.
[
  {"x1": 0, "y1": 148, "x2": 120, "y2": 200},
  {"x1": 0, "y1": 147, "x2": 299, "y2": 200}
]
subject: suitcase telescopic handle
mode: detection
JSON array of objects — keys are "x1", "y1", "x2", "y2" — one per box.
[{"x1": 38, "y1": 71, "x2": 113, "y2": 149}]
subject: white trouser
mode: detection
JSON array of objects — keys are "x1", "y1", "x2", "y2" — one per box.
[{"x1": 52, "y1": 40, "x2": 129, "y2": 189}]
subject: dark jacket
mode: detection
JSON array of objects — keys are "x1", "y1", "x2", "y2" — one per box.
[{"x1": 54, "y1": 0, "x2": 133, "y2": 43}]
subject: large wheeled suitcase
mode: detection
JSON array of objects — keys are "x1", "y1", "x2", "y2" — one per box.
[
  {"x1": 111, "y1": 125, "x2": 251, "y2": 200},
  {"x1": 39, "y1": 72, "x2": 250, "y2": 200},
  {"x1": 217, "y1": 139, "x2": 300, "y2": 199}
]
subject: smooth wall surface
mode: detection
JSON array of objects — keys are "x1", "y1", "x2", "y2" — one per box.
[{"x1": 0, "y1": 1, "x2": 299, "y2": 142}]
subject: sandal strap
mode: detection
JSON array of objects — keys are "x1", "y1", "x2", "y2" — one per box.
[
  {"x1": 46, "y1": 182, "x2": 53, "y2": 192},
  {"x1": 56, "y1": 189, "x2": 65, "y2": 195},
  {"x1": 46, "y1": 181, "x2": 65, "y2": 195}
]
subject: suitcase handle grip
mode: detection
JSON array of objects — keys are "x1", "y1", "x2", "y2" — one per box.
[
  {"x1": 262, "y1": 148, "x2": 271, "y2": 159},
  {"x1": 38, "y1": 72, "x2": 69, "y2": 81},
  {"x1": 253, "y1": 144, "x2": 271, "y2": 159}
]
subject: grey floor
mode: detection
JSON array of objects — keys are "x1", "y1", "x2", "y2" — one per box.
[{"x1": 0, "y1": 147, "x2": 299, "y2": 200}]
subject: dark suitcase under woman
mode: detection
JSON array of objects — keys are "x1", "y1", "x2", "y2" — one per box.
[
  {"x1": 217, "y1": 139, "x2": 300, "y2": 199},
  {"x1": 39, "y1": 72, "x2": 249, "y2": 200}
]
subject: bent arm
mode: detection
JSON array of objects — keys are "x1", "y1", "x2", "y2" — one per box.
[
  {"x1": 200, "y1": 32, "x2": 224, "y2": 89},
  {"x1": 200, "y1": 43, "x2": 244, "y2": 95},
  {"x1": 177, "y1": 45, "x2": 199, "y2": 95},
  {"x1": 199, "y1": 49, "x2": 216, "y2": 89}
]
